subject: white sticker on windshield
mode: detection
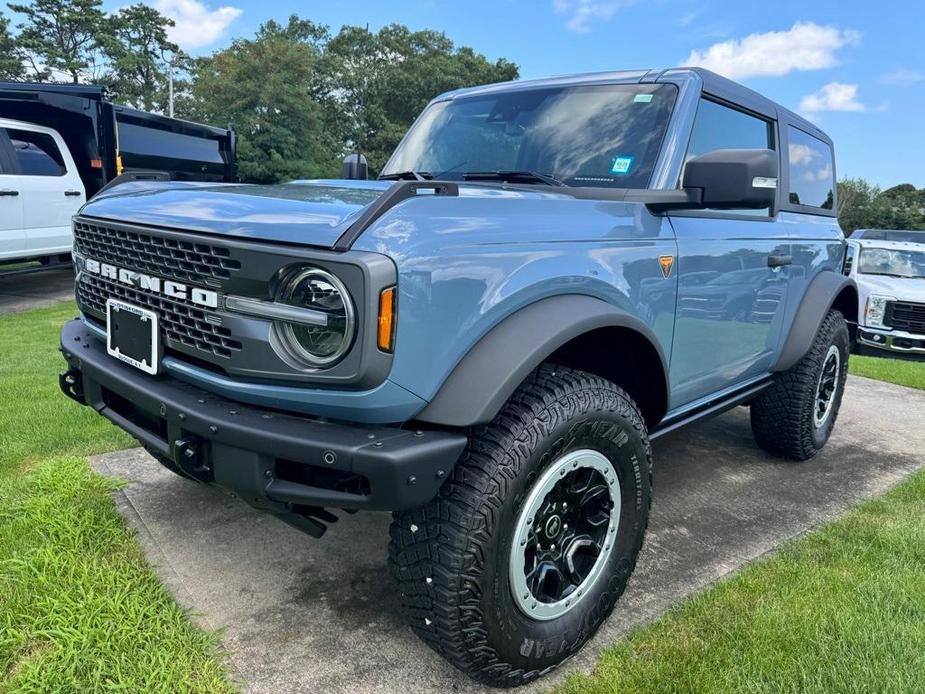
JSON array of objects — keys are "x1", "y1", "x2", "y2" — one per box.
[{"x1": 634, "y1": 94, "x2": 653, "y2": 103}]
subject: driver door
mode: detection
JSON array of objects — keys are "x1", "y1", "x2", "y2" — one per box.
[{"x1": 667, "y1": 99, "x2": 790, "y2": 408}]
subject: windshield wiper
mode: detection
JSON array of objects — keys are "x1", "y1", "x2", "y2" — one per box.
[
  {"x1": 379, "y1": 170, "x2": 433, "y2": 181},
  {"x1": 463, "y1": 170, "x2": 565, "y2": 187}
]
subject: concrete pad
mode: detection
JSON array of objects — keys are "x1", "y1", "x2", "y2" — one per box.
[
  {"x1": 0, "y1": 267, "x2": 75, "y2": 314},
  {"x1": 91, "y1": 376, "x2": 925, "y2": 693}
]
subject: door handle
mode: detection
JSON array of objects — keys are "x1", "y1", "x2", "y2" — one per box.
[
  {"x1": 767, "y1": 254, "x2": 792, "y2": 268},
  {"x1": 64, "y1": 190, "x2": 83, "y2": 197},
  {"x1": 0, "y1": 189, "x2": 18, "y2": 197}
]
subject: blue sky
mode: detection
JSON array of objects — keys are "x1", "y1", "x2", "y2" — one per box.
[{"x1": 113, "y1": 1, "x2": 925, "y2": 187}]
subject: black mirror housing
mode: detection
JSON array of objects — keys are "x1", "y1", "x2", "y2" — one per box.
[
  {"x1": 341, "y1": 153, "x2": 369, "y2": 180},
  {"x1": 682, "y1": 148, "x2": 778, "y2": 210}
]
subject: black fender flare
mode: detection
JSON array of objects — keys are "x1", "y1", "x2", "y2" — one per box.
[
  {"x1": 773, "y1": 271, "x2": 857, "y2": 372},
  {"x1": 415, "y1": 294, "x2": 669, "y2": 428}
]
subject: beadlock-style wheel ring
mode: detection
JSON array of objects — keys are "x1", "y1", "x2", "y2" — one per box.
[
  {"x1": 813, "y1": 344, "x2": 841, "y2": 428},
  {"x1": 510, "y1": 449, "x2": 620, "y2": 621}
]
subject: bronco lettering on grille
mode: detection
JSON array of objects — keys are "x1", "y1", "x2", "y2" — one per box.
[{"x1": 84, "y1": 258, "x2": 219, "y2": 309}]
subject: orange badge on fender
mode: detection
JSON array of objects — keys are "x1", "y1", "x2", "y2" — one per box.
[{"x1": 658, "y1": 255, "x2": 674, "y2": 278}]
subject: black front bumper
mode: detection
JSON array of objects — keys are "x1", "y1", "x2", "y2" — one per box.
[{"x1": 60, "y1": 319, "x2": 466, "y2": 534}]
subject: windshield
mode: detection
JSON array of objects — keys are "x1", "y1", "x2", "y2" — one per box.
[
  {"x1": 858, "y1": 247, "x2": 925, "y2": 279},
  {"x1": 382, "y1": 83, "x2": 678, "y2": 189},
  {"x1": 853, "y1": 229, "x2": 925, "y2": 243}
]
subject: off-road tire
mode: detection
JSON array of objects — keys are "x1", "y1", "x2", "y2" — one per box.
[
  {"x1": 750, "y1": 309, "x2": 850, "y2": 461},
  {"x1": 388, "y1": 364, "x2": 652, "y2": 687}
]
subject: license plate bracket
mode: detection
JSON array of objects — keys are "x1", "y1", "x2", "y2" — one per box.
[{"x1": 106, "y1": 299, "x2": 159, "y2": 375}]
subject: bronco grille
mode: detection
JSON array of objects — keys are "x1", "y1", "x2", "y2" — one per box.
[
  {"x1": 74, "y1": 218, "x2": 242, "y2": 287},
  {"x1": 885, "y1": 301, "x2": 925, "y2": 334},
  {"x1": 78, "y1": 273, "x2": 243, "y2": 359}
]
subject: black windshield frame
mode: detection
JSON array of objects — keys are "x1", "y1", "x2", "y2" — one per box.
[{"x1": 382, "y1": 83, "x2": 679, "y2": 190}]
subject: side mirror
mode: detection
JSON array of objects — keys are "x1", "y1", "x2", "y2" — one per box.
[
  {"x1": 341, "y1": 153, "x2": 368, "y2": 180},
  {"x1": 682, "y1": 148, "x2": 778, "y2": 210}
]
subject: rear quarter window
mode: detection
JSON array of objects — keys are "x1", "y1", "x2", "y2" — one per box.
[{"x1": 787, "y1": 126, "x2": 835, "y2": 209}]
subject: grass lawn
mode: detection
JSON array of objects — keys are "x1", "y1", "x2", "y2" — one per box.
[
  {"x1": 849, "y1": 353, "x2": 925, "y2": 390},
  {"x1": 558, "y1": 352, "x2": 925, "y2": 694},
  {"x1": 0, "y1": 303, "x2": 233, "y2": 692}
]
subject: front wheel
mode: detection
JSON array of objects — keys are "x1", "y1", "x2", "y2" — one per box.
[
  {"x1": 750, "y1": 309, "x2": 850, "y2": 460},
  {"x1": 388, "y1": 364, "x2": 652, "y2": 686}
]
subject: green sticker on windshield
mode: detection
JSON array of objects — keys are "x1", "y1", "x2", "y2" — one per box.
[
  {"x1": 611, "y1": 156, "x2": 634, "y2": 175},
  {"x1": 634, "y1": 94, "x2": 654, "y2": 103}
]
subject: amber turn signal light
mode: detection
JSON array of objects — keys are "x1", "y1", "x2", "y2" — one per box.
[{"x1": 377, "y1": 286, "x2": 396, "y2": 352}]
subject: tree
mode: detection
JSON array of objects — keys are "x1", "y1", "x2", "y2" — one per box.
[
  {"x1": 317, "y1": 24, "x2": 519, "y2": 173},
  {"x1": 0, "y1": 12, "x2": 25, "y2": 80},
  {"x1": 8, "y1": 0, "x2": 106, "y2": 83},
  {"x1": 838, "y1": 178, "x2": 925, "y2": 233},
  {"x1": 182, "y1": 16, "x2": 333, "y2": 183},
  {"x1": 98, "y1": 4, "x2": 180, "y2": 110}
]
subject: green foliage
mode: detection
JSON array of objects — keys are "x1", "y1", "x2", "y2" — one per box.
[
  {"x1": 182, "y1": 16, "x2": 333, "y2": 184},
  {"x1": 182, "y1": 18, "x2": 519, "y2": 182},
  {"x1": 0, "y1": 12, "x2": 24, "y2": 80},
  {"x1": 97, "y1": 4, "x2": 181, "y2": 111},
  {"x1": 7, "y1": 0, "x2": 106, "y2": 83},
  {"x1": 838, "y1": 178, "x2": 925, "y2": 234},
  {"x1": 317, "y1": 23, "x2": 519, "y2": 175}
]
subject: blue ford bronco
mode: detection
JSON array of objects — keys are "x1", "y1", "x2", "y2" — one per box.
[{"x1": 60, "y1": 68, "x2": 858, "y2": 685}]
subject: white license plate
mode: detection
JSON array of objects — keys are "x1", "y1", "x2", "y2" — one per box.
[{"x1": 106, "y1": 299, "x2": 159, "y2": 375}]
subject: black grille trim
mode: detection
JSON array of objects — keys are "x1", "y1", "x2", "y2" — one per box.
[
  {"x1": 78, "y1": 274, "x2": 242, "y2": 359},
  {"x1": 74, "y1": 218, "x2": 242, "y2": 288},
  {"x1": 885, "y1": 301, "x2": 925, "y2": 334}
]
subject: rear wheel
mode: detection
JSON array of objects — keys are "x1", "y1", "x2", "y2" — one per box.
[
  {"x1": 388, "y1": 364, "x2": 652, "y2": 686},
  {"x1": 750, "y1": 309, "x2": 850, "y2": 460}
]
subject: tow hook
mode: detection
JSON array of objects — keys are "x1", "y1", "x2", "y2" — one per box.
[
  {"x1": 174, "y1": 437, "x2": 213, "y2": 483},
  {"x1": 59, "y1": 368, "x2": 86, "y2": 405}
]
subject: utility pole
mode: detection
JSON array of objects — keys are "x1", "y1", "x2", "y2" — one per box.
[{"x1": 168, "y1": 58, "x2": 175, "y2": 118}]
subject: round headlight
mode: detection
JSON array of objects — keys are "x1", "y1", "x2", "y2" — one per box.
[{"x1": 276, "y1": 268, "x2": 355, "y2": 367}]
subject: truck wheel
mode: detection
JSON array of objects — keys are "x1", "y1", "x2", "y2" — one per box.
[
  {"x1": 750, "y1": 309, "x2": 850, "y2": 461},
  {"x1": 388, "y1": 364, "x2": 652, "y2": 686}
]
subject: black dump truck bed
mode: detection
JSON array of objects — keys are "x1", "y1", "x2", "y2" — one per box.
[{"x1": 0, "y1": 82, "x2": 236, "y2": 197}]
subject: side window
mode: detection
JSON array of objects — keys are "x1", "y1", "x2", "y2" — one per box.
[
  {"x1": 787, "y1": 126, "x2": 834, "y2": 209},
  {"x1": 683, "y1": 99, "x2": 774, "y2": 213},
  {"x1": 5, "y1": 128, "x2": 67, "y2": 177},
  {"x1": 686, "y1": 99, "x2": 772, "y2": 160}
]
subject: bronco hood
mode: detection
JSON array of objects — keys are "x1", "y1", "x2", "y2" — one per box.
[{"x1": 80, "y1": 179, "x2": 393, "y2": 248}]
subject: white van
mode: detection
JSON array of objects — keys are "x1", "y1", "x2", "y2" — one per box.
[{"x1": 0, "y1": 117, "x2": 86, "y2": 263}]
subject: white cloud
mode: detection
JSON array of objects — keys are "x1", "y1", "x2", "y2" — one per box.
[
  {"x1": 788, "y1": 143, "x2": 818, "y2": 167},
  {"x1": 683, "y1": 21, "x2": 860, "y2": 80},
  {"x1": 880, "y1": 68, "x2": 925, "y2": 84},
  {"x1": 152, "y1": 0, "x2": 242, "y2": 50},
  {"x1": 552, "y1": 0, "x2": 634, "y2": 33},
  {"x1": 799, "y1": 82, "x2": 866, "y2": 114}
]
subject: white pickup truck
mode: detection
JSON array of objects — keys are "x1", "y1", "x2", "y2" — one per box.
[
  {"x1": 0, "y1": 81, "x2": 237, "y2": 267},
  {"x1": 847, "y1": 237, "x2": 925, "y2": 359},
  {"x1": 0, "y1": 117, "x2": 85, "y2": 263}
]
